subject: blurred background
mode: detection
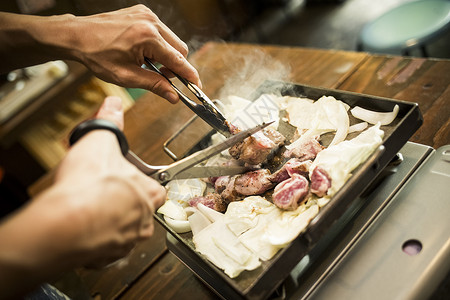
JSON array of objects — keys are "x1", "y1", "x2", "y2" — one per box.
[{"x1": 1, "y1": 0, "x2": 449, "y2": 57}]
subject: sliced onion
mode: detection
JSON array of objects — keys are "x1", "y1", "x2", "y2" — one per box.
[
  {"x1": 197, "y1": 203, "x2": 224, "y2": 223},
  {"x1": 348, "y1": 122, "x2": 368, "y2": 134},
  {"x1": 165, "y1": 178, "x2": 206, "y2": 205},
  {"x1": 188, "y1": 211, "x2": 212, "y2": 236},
  {"x1": 321, "y1": 97, "x2": 350, "y2": 146},
  {"x1": 330, "y1": 102, "x2": 350, "y2": 146},
  {"x1": 351, "y1": 105, "x2": 399, "y2": 125},
  {"x1": 329, "y1": 118, "x2": 349, "y2": 146},
  {"x1": 157, "y1": 200, "x2": 187, "y2": 221},
  {"x1": 184, "y1": 206, "x2": 198, "y2": 217},
  {"x1": 164, "y1": 216, "x2": 191, "y2": 233}
]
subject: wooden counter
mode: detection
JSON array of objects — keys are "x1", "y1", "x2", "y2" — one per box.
[{"x1": 62, "y1": 42, "x2": 450, "y2": 299}]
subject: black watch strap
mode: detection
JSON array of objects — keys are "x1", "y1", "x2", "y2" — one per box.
[{"x1": 69, "y1": 119, "x2": 129, "y2": 156}]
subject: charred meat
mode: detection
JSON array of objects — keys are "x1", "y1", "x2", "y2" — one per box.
[
  {"x1": 284, "y1": 132, "x2": 323, "y2": 161},
  {"x1": 189, "y1": 193, "x2": 227, "y2": 213},
  {"x1": 234, "y1": 169, "x2": 274, "y2": 196},
  {"x1": 215, "y1": 169, "x2": 275, "y2": 203},
  {"x1": 229, "y1": 128, "x2": 285, "y2": 165}
]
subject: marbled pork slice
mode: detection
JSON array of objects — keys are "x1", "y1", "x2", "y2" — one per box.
[{"x1": 272, "y1": 174, "x2": 309, "y2": 210}]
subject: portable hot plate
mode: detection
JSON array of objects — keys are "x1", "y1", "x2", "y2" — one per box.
[
  {"x1": 166, "y1": 142, "x2": 450, "y2": 300},
  {"x1": 159, "y1": 81, "x2": 450, "y2": 300}
]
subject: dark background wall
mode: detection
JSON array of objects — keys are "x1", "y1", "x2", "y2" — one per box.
[{"x1": 1, "y1": 0, "x2": 449, "y2": 58}]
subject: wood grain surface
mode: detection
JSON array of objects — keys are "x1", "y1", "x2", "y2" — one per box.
[{"x1": 338, "y1": 55, "x2": 450, "y2": 149}]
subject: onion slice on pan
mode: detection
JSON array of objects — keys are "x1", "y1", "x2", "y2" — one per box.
[
  {"x1": 348, "y1": 122, "x2": 368, "y2": 133},
  {"x1": 188, "y1": 210, "x2": 212, "y2": 236},
  {"x1": 164, "y1": 216, "x2": 191, "y2": 233},
  {"x1": 157, "y1": 199, "x2": 187, "y2": 221},
  {"x1": 351, "y1": 104, "x2": 399, "y2": 125}
]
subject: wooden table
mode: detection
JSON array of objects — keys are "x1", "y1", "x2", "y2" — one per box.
[{"x1": 62, "y1": 42, "x2": 450, "y2": 299}]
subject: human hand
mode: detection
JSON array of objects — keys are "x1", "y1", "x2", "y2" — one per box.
[
  {"x1": 53, "y1": 96, "x2": 166, "y2": 267},
  {"x1": 0, "y1": 97, "x2": 166, "y2": 297},
  {"x1": 71, "y1": 5, "x2": 201, "y2": 103},
  {"x1": 0, "y1": 6, "x2": 198, "y2": 103}
]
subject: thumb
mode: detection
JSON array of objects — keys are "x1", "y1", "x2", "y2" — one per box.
[{"x1": 96, "y1": 96, "x2": 124, "y2": 130}]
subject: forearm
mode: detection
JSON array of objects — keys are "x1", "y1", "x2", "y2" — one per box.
[
  {"x1": 0, "y1": 12, "x2": 80, "y2": 74},
  {"x1": 0, "y1": 186, "x2": 87, "y2": 299}
]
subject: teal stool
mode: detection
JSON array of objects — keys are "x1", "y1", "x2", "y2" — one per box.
[{"x1": 358, "y1": 0, "x2": 450, "y2": 56}]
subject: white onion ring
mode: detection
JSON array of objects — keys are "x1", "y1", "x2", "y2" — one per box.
[
  {"x1": 184, "y1": 206, "x2": 198, "y2": 217},
  {"x1": 351, "y1": 105, "x2": 399, "y2": 125},
  {"x1": 348, "y1": 122, "x2": 368, "y2": 133},
  {"x1": 164, "y1": 216, "x2": 191, "y2": 233}
]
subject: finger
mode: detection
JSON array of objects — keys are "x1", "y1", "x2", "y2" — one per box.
[
  {"x1": 145, "y1": 39, "x2": 202, "y2": 88},
  {"x1": 157, "y1": 22, "x2": 189, "y2": 58},
  {"x1": 129, "y1": 5, "x2": 191, "y2": 72},
  {"x1": 133, "y1": 175, "x2": 166, "y2": 239},
  {"x1": 148, "y1": 179, "x2": 166, "y2": 210},
  {"x1": 144, "y1": 71, "x2": 179, "y2": 104},
  {"x1": 139, "y1": 216, "x2": 154, "y2": 239},
  {"x1": 114, "y1": 65, "x2": 179, "y2": 103},
  {"x1": 95, "y1": 96, "x2": 125, "y2": 129},
  {"x1": 85, "y1": 244, "x2": 135, "y2": 269},
  {"x1": 145, "y1": 9, "x2": 189, "y2": 58}
]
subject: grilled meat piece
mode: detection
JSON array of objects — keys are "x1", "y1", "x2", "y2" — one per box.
[
  {"x1": 227, "y1": 122, "x2": 240, "y2": 135},
  {"x1": 215, "y1": 176, "x2": 239, "y2": 203},
  {"x1": 234, "y1": 169, "x2": 274, "y2": 196},
  {"x1": 284, "y1": 132, "x2": 323, "y2": 161},
  {"x1": 189, "y1": 193, "x2": 227, "y2": 212},
  {"x1": 310, "y1": 166, "x2": 332, "y2": 197},
  {"x1": 272, "y1": 174, "x2": 309, "y2": 210},
  {"x1": 285, "y1": 159, "x2": 312, "y2": 177},
  {"x1": 229, "y1": 128, "x2": 285, "y2": 165},
  {"x1": 215, "y1": 169, "x2": 275, "y2": 203},
  {"x1": 269, "y1": 158, "x2": 312, "y2": 183}
]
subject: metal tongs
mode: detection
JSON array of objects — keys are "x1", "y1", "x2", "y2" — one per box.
[
  {"x1": 69, "y1": 119, "x2": 273, "y2": 184},
  {"x1": 144, "y1": 57, "x2": 231, "y2": 137}
]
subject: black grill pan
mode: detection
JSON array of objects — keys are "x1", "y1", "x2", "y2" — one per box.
[{"x1": 156, "y1": 81, "x2": 423, "y2": 299}]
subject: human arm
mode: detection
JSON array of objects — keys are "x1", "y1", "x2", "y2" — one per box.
[
  {"x1": 0, "y1": 96, "x2": 166, "y2": 299},
  {"x1": 0, "y1": 5, "x2": 200, "y2": 103}
]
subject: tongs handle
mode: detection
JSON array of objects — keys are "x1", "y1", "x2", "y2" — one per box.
[
  {"x1": 144, "y1": 57, "x2": 231, "y2": 137},
  {"x1": 144, "y1": 58, "x2": 197, "y2": 107}
]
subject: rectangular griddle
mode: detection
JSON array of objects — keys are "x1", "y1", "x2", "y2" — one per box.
[{"x1": 155, "y1": 81, "x2": 423, "y2": 299}]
